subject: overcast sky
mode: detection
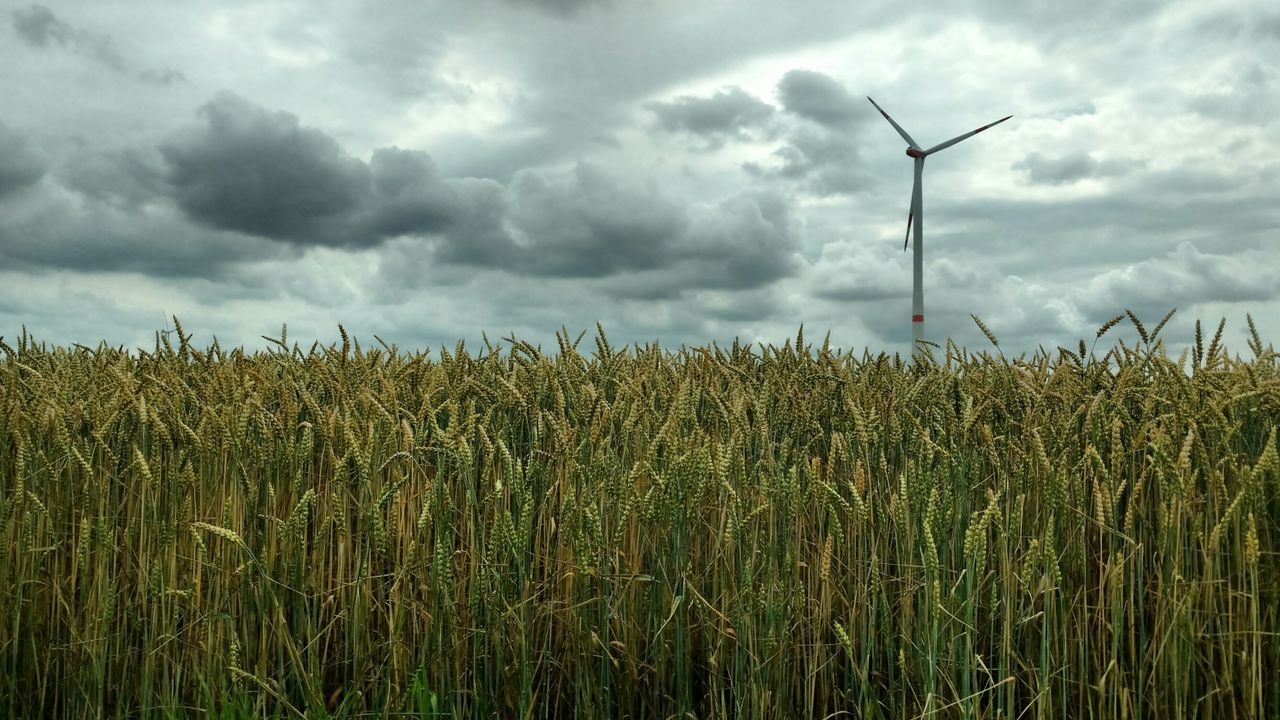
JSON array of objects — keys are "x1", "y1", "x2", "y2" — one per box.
[{"x1": 2, "y1": 0, "x2": 1277, "y2": 360}]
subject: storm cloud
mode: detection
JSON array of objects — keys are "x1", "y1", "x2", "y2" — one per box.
[
  {"x1": 447, "y1": 163, "x2": 801, "y2": 290},
  {"x1": 503, "y1": 0, "x2": 610, "y2": 16},
  {"x1": 777, "y1": 69, "x2": 862, "y2": 128},
  {"x1": 12, "y1": 5, "x2": 78, "y2": 48},
  {"x1": 57, "y1": 146, "x2": 166, "y2": 211},
  {"x1": 0, "y1": 121, "x2": 47, "y2": 201},
  {"x1": 10, "y1": 4, "x2": 181, "y2": 84},
  {"x1": 151, "y1": 93, "x2": 801, "y2": 292},
  {"x1": 1012, "y1": 151, "x2": 1143, "y2": 185},
  {"x1": 648, "y1": 87, "x2": 775, "y2": 148},
  {"x1": 744, "y1": 125, "x2": 872, "y2": 196},
  {"x1": 733, "y1": 70, "x2": 874, "y2": 195},
  {"x1": 159, "y1": 93, "x2": 373, "y2": 243},
  {"x1": 156, "y1": 93, "x2": 525, "y2": 260},
  {"x1": 504, "y1": 163, "x2": 689, "y2": 276}
]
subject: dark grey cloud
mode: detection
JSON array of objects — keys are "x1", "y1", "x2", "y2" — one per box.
[
  {"x1": 1257, "y1": 12, "x2": 1280, "y2": 38},
  {"x1": 12, "y1": 4, "x2": 126, "y2": 71},
  {"x1": 0, "y1": 195, "x2": 287, "y2": 279},
  {"x1": 57, "y1": 145, "x2": 166, "y2": 211},
  {"x1": 776, "y1": 128, "x2": 866, "y2": 190},
  {"x1": 364, "y1": 148, "x2": 466, "y2": 238},
  {"x1": 155, "y1": 94, "x2": 800, "y2": 295},
  {"x1": 495, "y1": 165, "x2": 799, "y2": 292},
  {"x1": 744, "y1": 126, "x2": 872, "y2": 196},
  {"x1": 378, "y1": 164, "x2": 801, "y2": 299},
  {"x1": 0, "y1": 121, "x2": 48, "y2": 201},
  {"x1": 10, "y1": 4, "x2": 182, "y2": 85},
  {"x1": 737, "y1": 69, "x2": 875, "y2": 196},
  {"x1": 776, "y1": 69, "x2": 861, "y2": 128},
  {"x1": 157, "y1": 93, "x2": 515, "y2": 255},
  {"x1": 160, "y1": 92, "x2": 373, "y2": 243},
  {"x1": 505, "y1": 163, "x2": 688, "y2": 276},
  {"x1": 501, "y1": 0, "x2": 609, "y2": 16},
  {"x1": 648, "y1": 86, "x2": 775, "y2": 148},
  {"x1": 594, "y1": 198, "x2": 800, "y2": 302},
  {"x1": 137, "y1": 68, "x2": 186, "y2": 86},
  {"x1": 11, "y1": 4, "x2": 74, "y2": 47},
  {"x1": 416, "y1": 176, "x2": 515, "y2": 265},
  {"x1": 1012, "y1": 151, "x2": 1143, "y2": 185}
]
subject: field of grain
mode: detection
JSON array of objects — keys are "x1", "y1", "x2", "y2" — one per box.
[{"x1": 1, "y1": 313, "x2": 1277, "y2": 719}]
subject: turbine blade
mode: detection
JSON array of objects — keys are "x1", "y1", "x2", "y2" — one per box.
[
  {"x1": 867, "y1": 96, "x2": 919, "y2": 149},
  {"x1": 923, "y1": 114, "x2": 1012, "y2": 155},
  {"x1": 904, "y1": 173, "x2": 920, "y2": 251}
]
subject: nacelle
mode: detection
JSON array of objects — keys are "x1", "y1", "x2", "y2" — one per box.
[{"x1": 906, "y1": 147, "x2": 925, "y2": 158}]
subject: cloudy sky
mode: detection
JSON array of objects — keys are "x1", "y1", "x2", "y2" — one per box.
[{"x1": 2, "y1": 0, "x2": 1277, "y2": 360}]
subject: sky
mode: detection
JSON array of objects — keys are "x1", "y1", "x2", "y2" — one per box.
[{"x1": 1, "y1": 0, "x2": 1277, "y2": 360}]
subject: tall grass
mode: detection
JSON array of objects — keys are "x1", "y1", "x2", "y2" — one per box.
[{"x1": 0, "y1": 312, "x2": 1276, "y2": 718}]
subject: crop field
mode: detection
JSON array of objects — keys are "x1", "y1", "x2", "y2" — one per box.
[{"x1": 0, "y1": 313, "x2": 1277, "y2": 719}]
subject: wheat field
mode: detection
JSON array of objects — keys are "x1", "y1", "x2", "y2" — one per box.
[{"x1": 0, "y1": 312, "x2": 1277, "y2": 719}]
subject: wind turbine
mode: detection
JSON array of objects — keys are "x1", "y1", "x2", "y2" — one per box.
[{"x1": 866, "y1": 97, "x2": 1011, "y2": 360}]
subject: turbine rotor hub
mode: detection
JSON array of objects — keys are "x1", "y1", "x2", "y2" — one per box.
[{"x1": 906, "y1": 147, "x2": 925, "y2": 158}]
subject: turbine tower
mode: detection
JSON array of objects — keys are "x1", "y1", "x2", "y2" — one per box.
[{"x1": 867, "y1": 97, "x2": 1011, "y2": 360}]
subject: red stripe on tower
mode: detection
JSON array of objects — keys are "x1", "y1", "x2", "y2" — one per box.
[{"x1": 912, "y1": 315, "x2": 924, "y2": 323}]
